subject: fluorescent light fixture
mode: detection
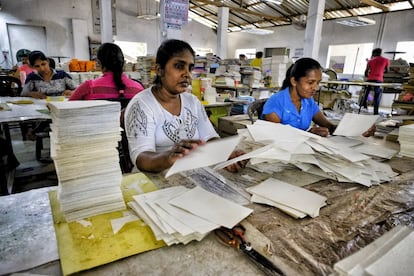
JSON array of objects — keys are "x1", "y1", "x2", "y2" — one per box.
[
  {"x1": 336, "y1": 16, "x2": 376, "y2": 27},
  {"x1": 264, "y1": 0, "x2": 283, "y2": 4},
  {"x1": 241, "y1": 28, "x2": 274, "y2": 35}
]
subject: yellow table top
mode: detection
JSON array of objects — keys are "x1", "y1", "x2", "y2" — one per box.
[{"x1": 49, "y1": 173, "x2": 165, "y2": 275}]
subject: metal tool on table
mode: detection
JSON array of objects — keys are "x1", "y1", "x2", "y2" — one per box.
[{"x1": 214, "y1": 224, "x2": 285, "y2": 276}]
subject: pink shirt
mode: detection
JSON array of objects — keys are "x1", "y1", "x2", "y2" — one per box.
[
  {"x1": 367, "y1": 56, "x2": 390, "y2": 82},
  {"x1": 69, "y1": 72, "x2": 144, "y2": 100}
]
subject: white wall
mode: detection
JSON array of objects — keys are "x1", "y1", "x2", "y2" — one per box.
[{"x1": 0, "y1": 0, "x2": 217, "y2": 67}]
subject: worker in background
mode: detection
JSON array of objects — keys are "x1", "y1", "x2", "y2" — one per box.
[
  {"x1": 238, "y1": 54, "x2": 248, "y2": 65},
  {"x1": 69, "y1": 42, "x2": 144, "y2": 105},
  {"x1": 362, "y1": 48, "x2": 390, "y2": 115},
  {"x1": 250, "y1": 51, "x2": 263, "y2": 68},
  {"x1": 262, "y1": 57, "x2": 376, "y2": 137},
  {"x1": 21, "y1": 50, "x2": 76, "y2": 99},
  {"x1": 13, "y1": 49, "x2": 36, "y2": 84}
]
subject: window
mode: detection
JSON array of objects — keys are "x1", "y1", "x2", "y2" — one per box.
[
  {"x1": 395, "y1": 41, "x2": 414, "y2": 63},
  {"x1": 327, "y1": 43, "x2": 373, "y2": 75},
  {"x1": 114, "y1": 41, "x2": 147, "y2": 63},
  {"x1": 235, "y1": 49, "x2": 256, "y2": 59}
]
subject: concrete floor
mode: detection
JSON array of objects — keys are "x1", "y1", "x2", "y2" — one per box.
[{"x1": 9, "y1": 128, "x2": 57, "y2": 194}]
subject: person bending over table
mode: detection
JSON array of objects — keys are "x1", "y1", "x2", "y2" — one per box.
[
  {"x1": 124, "y1": 39, "x2": 246, "y2": 173},
  {"x1": 69, "y1": 43, "x2": 144, "y2": 103},
  {"x1": 21, "y1": 50, "x2": 76, "y2": 99},
  {"x1": 262, "y1": 57, "x2": 375, "y2": 137}
]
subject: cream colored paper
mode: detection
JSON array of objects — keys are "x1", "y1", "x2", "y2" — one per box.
[
  {"x1": 165, "y1": 135, "x2": 241, "y2": 178},
  {"x1": 169, "y1": 186, "x2": 253, "y2": 229},
  {"x1": 333, "y1": 113, "x2": 379, "y2": 137}
]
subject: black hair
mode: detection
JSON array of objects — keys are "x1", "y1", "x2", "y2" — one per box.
[
  {"x1": 255, "y1": 51, "x2": 263, "y2": 58},
  {"x1": 28, "y1": 50, "x2": 48, "y2": 67},
  {"x1": 97, "y1": 43, "x2": 126, "y2": 92},
  {"x1": 48, "y1": 57, "x2": 56, "y2": 69},
  {"x1": 153, "y1": 39, "x2": 195, "y2": 86},
  {"x1": 372, "y1": 48, "x2": 382, "y2": 57},
  {"x1": 281, "y1": 57, "x2": 322, "y2": 89}
]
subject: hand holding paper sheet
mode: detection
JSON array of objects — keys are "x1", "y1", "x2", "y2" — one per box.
[
  {"x1": 165, "y1": 135, "x2": 241, "y2": 178},
  {"x1": 333, "y1": 113, "x2": 379, "y2": 137}
]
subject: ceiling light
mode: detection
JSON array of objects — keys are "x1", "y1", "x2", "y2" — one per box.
[
  {"x1": 336, "y1": 16, "x2": 376, "y2": 27},
  {"x1": 264, "y1": 0, "x2": 283, "y2": 4},
  {"x1": 241, "y1": 28, "x2": 274, "y2": 35}
]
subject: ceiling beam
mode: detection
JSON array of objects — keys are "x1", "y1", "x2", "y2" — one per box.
[
  {"x1": 360, "y1": 0, "x2": 390, "y2": 12},
  {"x1": 192, "y1": 0, "x2": 290, "y2": 22}
]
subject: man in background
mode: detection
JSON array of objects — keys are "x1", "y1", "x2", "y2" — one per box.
[
  {"x1": 362, "y1": 48, "x2": 390, "y2": 115},
  {"x1": 250, "y1": 51, "x2": 263, "y2": 68}
]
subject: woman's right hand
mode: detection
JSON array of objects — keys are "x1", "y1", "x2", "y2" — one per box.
[
  {"x1": 29, "y1": 91, "x2": 46, "y2": 99},
  {"x1": 167, "y1": 139, "x2": 205, "y2": 165}
]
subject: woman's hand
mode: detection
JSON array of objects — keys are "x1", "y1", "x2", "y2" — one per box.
[
  {"x1": 362, "y1": 124, "x2": 376, "y2": 137},
  {"x1": 167, "y1": 139, "x2": 205, "y2": 165},
  {"x1": 309, "y1": 126, "x2": 330, "y2": 137},
  {"x1": 29, "y1": 91, "x2": 46, "y2": 99},
  {"x1": 225, "y1": 149, "x2": 249, "y2": 173},
  {"x1": 62, "y1": 90, "x2": 73, "y2": 97}
]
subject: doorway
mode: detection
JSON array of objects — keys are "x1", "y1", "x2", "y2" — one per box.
[{"x1": 7, "y1": 24, "x2": 47, "y2": 65}]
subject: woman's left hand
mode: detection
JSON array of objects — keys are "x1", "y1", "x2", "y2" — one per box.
[
  {"x1": 362, "y1": 124, "x2": 376, "y2": 137},
  {"x1": 225, "y1": 149, "x2": 249, "y2": 173},
  {"x1": 62, "y1": 90, "x2": 73, "y2": 97}
]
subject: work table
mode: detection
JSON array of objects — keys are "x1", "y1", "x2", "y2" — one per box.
[{"x1": 1, "y1": 139, "x2": 414, "y2": 275}]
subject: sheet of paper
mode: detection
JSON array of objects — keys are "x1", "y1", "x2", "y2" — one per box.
[
  {"x1": 169, "y1": 186, "x2": 253, "y2": 229},
  {"x1": 333, "y1": 113, "x2": 379, "y2": 137},
  {"x1": 247, "y1": 178, "x2": 326, "y2": 218},
  {"x1": 165, "y1": 135, "x2": 241, "y2": 178}
]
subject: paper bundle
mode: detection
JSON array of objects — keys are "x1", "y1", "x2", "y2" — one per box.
[
  {"x1": 48, "y1": 101, "x2": 126, "y2": 222},
  {"x1": 129, "y1": 186, "x2": 253, "y2": 245},
  {"x1": 398, "y1": 124, "x2": 414, "y2": 158},
  {"x1": 333, "y1": 225, "x2": 414, "y2": 276},
  {"x1": 247, "y1": 178, "x2": 327, "y2": 218},
  {"x1": 222, "y1": 120, "x2": 398, "y2": 187}
]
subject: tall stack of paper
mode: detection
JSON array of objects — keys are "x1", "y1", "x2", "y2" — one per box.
[
  {"x1": 129, "y1": 186, "x2": 253, "y2": 245},
  {"x1": 398, "y1": 124, "x2": 414, "y2": 158},
  {"x1": 333, "y1": 225, "x2": 414, "y2": 276},
  {"x1": 48, "y1": 101, "x2": 126, "y2": 222}
]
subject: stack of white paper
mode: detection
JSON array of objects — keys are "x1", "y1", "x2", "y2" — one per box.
[
  {"x1": 220, "y1": 119, "x2": 397, "y2": 187},
  {"x1": 247, "y1": 178, "x2": 327, "y2": 218},
  {"x1": 48, "y1": 101, "x2": 126, "y2": 222},
  {"x1": 398, "y1": 124, "x2": 414, "y2": 158},
  {"x1": 129, "y1": 186, "x2": 253, "y2": 245},
  {"x1": 333, "y1": 225, "x2": 414, "y2": 276}
]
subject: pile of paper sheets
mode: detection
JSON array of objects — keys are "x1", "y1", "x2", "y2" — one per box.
[
  {"x1": 219, "y1": 119, "x2": 397, "y2": 187},
  {"x1": 333, "y1": 225, "x2": 414, "y2": 276},
  {"x1": 247, "y1": 178, "x2": 327, "y2": 218},
  {"x1": 48, "y1": 101, "x2": 126, "y2": 222},
  {"x1": 128, "y1": 186, "x2": 253, "y2": 245},
  {"x1": 398, "y1": 124, "x2": 414, "y2": 158}
]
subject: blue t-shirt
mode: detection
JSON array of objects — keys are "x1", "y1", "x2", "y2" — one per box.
[{"x1": 262, "y1": 87, "x2": 320, "y2": 131}]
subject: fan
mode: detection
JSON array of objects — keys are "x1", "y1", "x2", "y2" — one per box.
[{"x1": 292, "y1": 15, "x2": 307, "y2": 30}]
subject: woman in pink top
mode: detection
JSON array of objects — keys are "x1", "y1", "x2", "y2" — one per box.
[{"x1": 69, "y1": 43, "x2": 144, "y2": 106}]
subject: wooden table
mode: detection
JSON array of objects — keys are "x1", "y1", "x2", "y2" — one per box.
[
  {"x1": 320, "y1": 80, "x2": 403, "y2": 113},
  {"x1": 3, "y1": 137, "x2": 414, "y2": 276}
]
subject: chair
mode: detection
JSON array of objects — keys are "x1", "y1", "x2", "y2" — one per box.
[
  {"x1": 118, "y1": 108, "x2": 134, "y2": 173},
  {"x1": 0, "y1": 75, "x2": 22, "y2": 96},
  {"x1": 247, "y1": 98, "x2": 267, "y2": 123}
]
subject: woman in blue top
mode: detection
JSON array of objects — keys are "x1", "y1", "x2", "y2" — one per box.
[
  {"x1": 262, "y1": 58, "x2": 335, "y2": 137},
  {"x1": 262, "y1": 57, "x2": 375, "y2": 137}
]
